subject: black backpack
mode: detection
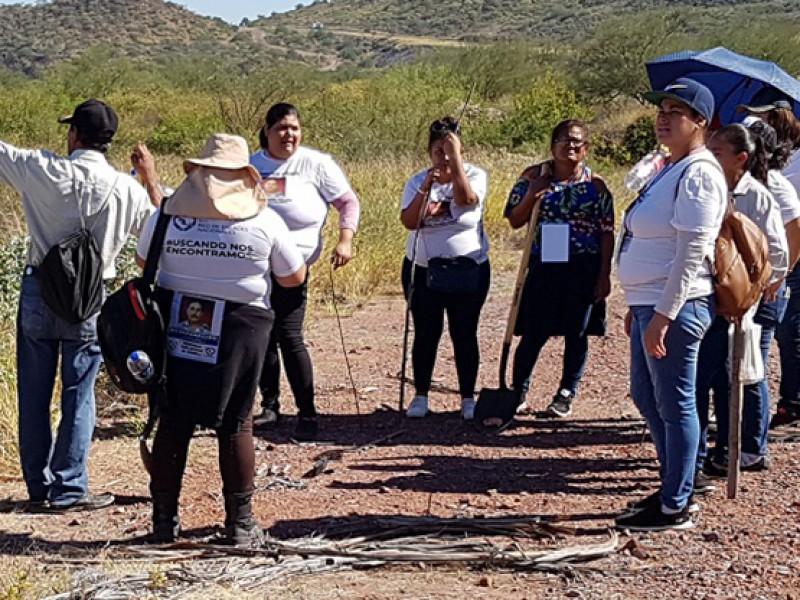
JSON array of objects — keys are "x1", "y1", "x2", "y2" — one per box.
[
  {"x1": 36, "y1": 173, "x2": 117, "y2": 323},
  {"x1": 38, "y1": 229, "x2": 104, "y2": 324},
  {"x1": 98, "y1": 204, "x2": 171, "y2": 395}
]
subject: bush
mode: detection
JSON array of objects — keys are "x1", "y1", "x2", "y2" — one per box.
[
  {"x1": 593, "y1": 115, "x2": 656, "y2": 165},
  {"x1": 499, "y1": 73, "x2": 592, "y2": 151}
]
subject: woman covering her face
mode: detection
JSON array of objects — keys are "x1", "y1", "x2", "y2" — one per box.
[
  {"x1": 250, "y1": 103, "x2": 360, "y2": 441},
  {"x1": 504, "y1": 119, "x2": 614, "y2": 419},
  {"x1": 400, "y1": 117, "x2": 490, "y2": 421},
  {"x1": 616, "y1": 78, "x2": 728, "y2": 532}
]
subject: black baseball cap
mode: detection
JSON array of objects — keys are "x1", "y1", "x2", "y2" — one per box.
[
  {"x1": 59, "y1": 99, "x2": 118, "y2": 143},
  {"x1": 737, "y1": 87, "x2": 793, "y2": 113}
]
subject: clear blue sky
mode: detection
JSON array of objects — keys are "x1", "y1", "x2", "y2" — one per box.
[{"x1": 0, "y1": 1, "x2": 309, "y2": 24}]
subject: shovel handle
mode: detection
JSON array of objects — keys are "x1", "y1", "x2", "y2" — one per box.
[{"x1": 499, "y1": 198, "x2": 542, "y2": 387}]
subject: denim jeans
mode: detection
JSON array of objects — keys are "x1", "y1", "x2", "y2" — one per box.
[
  {"x1": 16, "y1": 271, "x2": 102, "y2": 505},
  {"x1": 776, "y1": 264, "x2": 800, "y2": 412},
  {"x1": 695, "y1": 316, "x2": 729, "y2": 465},
  {"x1": 629, "y1": 296, "x2": 714, "y2": 511},
  {"x1": 711, "y1": 288, "x2": 788, "y2": 462}
]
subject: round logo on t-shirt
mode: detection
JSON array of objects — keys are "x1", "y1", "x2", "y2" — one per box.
[{"x1": 174, "y1": 217, "x2": 197, "y2": 232}]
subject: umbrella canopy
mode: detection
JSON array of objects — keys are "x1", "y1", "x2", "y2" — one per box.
[{"x1": 646, "y1": 47, "x2": 800, "y2": 125}]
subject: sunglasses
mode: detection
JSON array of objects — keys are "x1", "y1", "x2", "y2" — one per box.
[{"x1": 555, "y1": 137, "x2": 587, "y2": 148}]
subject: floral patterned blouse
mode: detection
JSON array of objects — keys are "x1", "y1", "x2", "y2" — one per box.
[{"x1": 504, "y1": 165, "x2": 614, "y2": 257}]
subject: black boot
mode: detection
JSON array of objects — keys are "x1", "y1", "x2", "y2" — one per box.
[
  {"x1": 223, "y1": 491, "x2": 263, "y2": 548},
  {"x1": 151, "y1": 493, "x2": 180, "y2": 543}
]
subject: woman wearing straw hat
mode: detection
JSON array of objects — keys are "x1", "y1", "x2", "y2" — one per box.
[
  {"x1": 136, "y1": 133, "x2": 306, "y2": 546},
  {"x1": 250, "y1": 102, "x2": 360, "y2": 441}
]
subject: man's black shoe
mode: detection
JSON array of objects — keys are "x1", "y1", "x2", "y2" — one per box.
[{"x1": 44, "y1": 492, "x2": 115, "y2": 513}]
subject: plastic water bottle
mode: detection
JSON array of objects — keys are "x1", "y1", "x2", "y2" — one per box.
[
  {"x1": 624, "y1": 148, "x2": 667, "y2": 191},
  {"x1": 127, "y1": 350, "x2": 154, "y2": 384}
]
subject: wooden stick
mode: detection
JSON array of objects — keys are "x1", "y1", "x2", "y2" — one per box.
[{"x1": 727, "y1": 323, "x2": 745, "y2": 499}]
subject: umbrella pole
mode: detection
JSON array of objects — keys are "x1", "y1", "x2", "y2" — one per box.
[{"x1": 727, "y1": 323, "x2": 745, "y2": 499}]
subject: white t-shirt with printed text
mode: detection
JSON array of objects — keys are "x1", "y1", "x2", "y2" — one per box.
[
  {"x1": 250, "y1": 146, "x2": 353, "y2": 265},
  {"x1": 401, "y1": 163, "x2": 489, "y2": 267},
  {"x1": 136, "y1": 207, "x2": 304, "y2": 311}
]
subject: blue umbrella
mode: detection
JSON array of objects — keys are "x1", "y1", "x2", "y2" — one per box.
[{"x1": 646, "y1": 47, "x2": 800, "y2": 125}]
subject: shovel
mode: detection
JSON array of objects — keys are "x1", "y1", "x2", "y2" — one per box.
[{"x1": 474, "y1": 197, "x2": 541, "y2": 433}]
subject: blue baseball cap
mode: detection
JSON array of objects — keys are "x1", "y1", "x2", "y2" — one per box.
[{"x1": 644, "y1": 77, "x2": 715, "y2": 124}]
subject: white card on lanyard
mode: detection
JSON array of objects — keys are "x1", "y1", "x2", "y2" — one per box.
[{"x1": 540, "y1": 223, "x2": 570, "y2": 263}]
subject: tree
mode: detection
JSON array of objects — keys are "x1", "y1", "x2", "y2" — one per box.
[{"x1": 573, "y1": 11, "x2": 691, "y2": 103}]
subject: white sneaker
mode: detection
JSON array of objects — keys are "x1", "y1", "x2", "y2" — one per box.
[
  {"x1": 461, "y1": 398, "x2": 476, "y2": 421},
  {"x1": 406, "y1": 396, "x2": 429, "y2": 418}
]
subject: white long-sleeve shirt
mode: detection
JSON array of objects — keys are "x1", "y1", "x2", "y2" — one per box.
[{"x1": 0, "y1": 142, "x2": 153, "y2": 279}]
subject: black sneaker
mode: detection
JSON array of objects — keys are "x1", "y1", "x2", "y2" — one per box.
[
  {"x1": 769, "y1": 406, "x2": 800, "y2": 430},
  {"x1": 702, "y1": 459, "x2": 728, "y2": 479},
  {"x1": 741, "y1": 455, "x2": 771, "y2": 472},
  {"x1": 293, "y1": 417, "x2": 319, "y2": 442},
  {"x1": 694, "y1": 470, "x2": 717, "y2": 494},
  {"x1": 44, "y1": 492, "x2": 115, "y2": 513},
  {"x1": 615, "y1": 502, "x2": 694, "y2": 532},
  {"x1": 624, "y1": 489, "x2": 699, "y2": 514},
  {"x1": 545, "y1": 389, "x2": 574, "y2": 418}
]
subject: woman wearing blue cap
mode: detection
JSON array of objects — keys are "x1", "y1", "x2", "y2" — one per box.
[{"x1": 615, "y1": 77, "x2": 728, "y2": 531}]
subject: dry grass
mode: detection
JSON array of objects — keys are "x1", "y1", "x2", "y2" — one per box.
[{"x1": 0, "y1": 147, "x2": 626, "y2": 483}]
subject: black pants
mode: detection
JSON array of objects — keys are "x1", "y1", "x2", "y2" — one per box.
[
  {"x1": 401, "y1": 258, "x2": 490, "y2": 398},
  {"x1": 259, "y1": 274, "x2": 316, "y2": 418},
  {"x1": 150, "y1": 411, "x2": 256, "y2": 499},
  {"x1": 512, "y1": 331, "x2": 589, "y2": 396}
]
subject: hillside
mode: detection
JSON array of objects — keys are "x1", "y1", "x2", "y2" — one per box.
[
  {"x1": 0, "y1": 0, "x2": 281, "y2": 75},
  {"x1": 249, "y1": 0, "x2": 800, "y2": 66},
  {"x1": 2, "y1": 0, "x2": 800, "y2": 75}
]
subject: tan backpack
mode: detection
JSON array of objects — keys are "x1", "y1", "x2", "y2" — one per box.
[{"x1": 713, "y1": 203, "x2": 772, "y2": 320}]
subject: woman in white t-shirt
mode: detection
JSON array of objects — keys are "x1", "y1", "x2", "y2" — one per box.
[
  {"x1": 136, "y1": 134, "x2": 306, "y2": 547},
  {"x1": 249, "y1": 103, "x2": 360, "y2": 441},
  {"x1": 615, "y1": 78, "x2": 727, "y2": 532},
  {"x1": 400, "y1": 116, "x2": 489, "y2": 421},
  {"x1": 738, "y1": 89, "x2": 800, "y2": 428}
]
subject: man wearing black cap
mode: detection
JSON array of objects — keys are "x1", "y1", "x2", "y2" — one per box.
[{"x1": 0, "y1": 98, "x2": 157, "y2": 511}]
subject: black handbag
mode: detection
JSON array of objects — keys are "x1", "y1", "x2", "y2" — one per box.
[{"x1": 426, "y1": 256, "x2": 481, "y2": 294}]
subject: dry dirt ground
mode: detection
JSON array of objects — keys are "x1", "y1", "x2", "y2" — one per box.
[{"x1": 2, "y1": 268, "x2": 800, "y2": 599}]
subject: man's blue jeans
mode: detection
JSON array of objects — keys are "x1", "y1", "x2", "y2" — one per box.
[
  {"x1": 629, "y1": 296, "x2": 714, "y2": 511},
  {"x1": 16, "y1": 271, "x2": 102, "y2": 506}
]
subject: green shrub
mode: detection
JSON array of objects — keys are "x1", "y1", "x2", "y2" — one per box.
[
  {"x1": 594, "y1": 115, "x2": 656, "y2": 165},
  {"x1": 500, "y1": 73, "x2": 592, "y2": 151}
]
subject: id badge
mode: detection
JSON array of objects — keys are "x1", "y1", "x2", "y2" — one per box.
[
  {"x1": 167, "y1": 293, "x2": 225, "y2": 364},
  {"x1": 540, "y1": 223, "x2": 570, "y2": 263}
]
